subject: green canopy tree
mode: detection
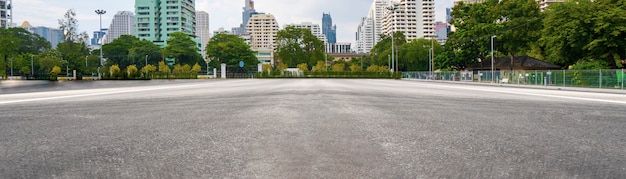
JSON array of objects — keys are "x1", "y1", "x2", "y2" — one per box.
[
  {"x1": 0, "y1": 28, "x2": 20, "y2": 77},
  {"x1": 163, "y1": 32, "x2": 202, "y2": 66},
  {"x1": 206, "y1": 34, "x2": 258, "y2": 72},
  {"x1": 398, "y1": 38, "x2": 443, "y2": 71},
  {"x1": 446, "y1": 0, "x2": 500, "y2": 70},
  {"x1": 370, "y1": 31, "x2": 407, "y2": 67},
  {"x1": 129, "y1": 39, "x2": 163, "y2": 68},
  {"x1": 102, "y1": 35, "x2": 139, "y2": 67},
  {"x1": 275, "y1": 26, "x2": 325, "y2": 67},
  {"x1": 495, "y1": 0, "x2": 544, "y2": 70}
]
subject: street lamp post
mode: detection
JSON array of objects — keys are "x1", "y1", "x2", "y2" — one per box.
[
  {"x1": 96, "y1": 9, "x2": 107, "y2": 76},
  {"x1": 428, "y1": 48, "x2": 432, "y2": 80},
  {"x1": 491, "y1": 35, "x2": 496, "y2": 83},
  {"x1": 10, "y1": 58, "x2": 13, "y2": 79},
  {"x1": 145, "y1": 55, "x2": 148, "y2": 67},
  {"x1": 85, "y1": 56, "x2": 88, "y2": 68},
  {"x1": 387, "y1": 4, "x2": 398, "y2": 73},
  {"x1": 31, "y1": 55, "x2": 34, "y2": 77}
]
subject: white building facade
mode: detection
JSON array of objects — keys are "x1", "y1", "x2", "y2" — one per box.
[
  {"x1": 104, "y1": 11, "x2": 135, "y2": 44},
  {"x1": 0, "y1": 0, "x2": 12, "y2": 28},
  {"x1": 196, "y1": 11, "x2": 210, "y2": 59},
  {"x1": 382, "y1": 0, "x2": 435, "y2": 41},
  {"x1": 246, "y1": 14, "x2": 279, "y2": 65},
  {"x1": 285, "y1": 22, "x2": 327, "y2": 43}
]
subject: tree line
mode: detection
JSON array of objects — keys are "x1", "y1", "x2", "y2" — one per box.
[{"x1": 443, "y1": 0, "x2": 626, "y2": 71}]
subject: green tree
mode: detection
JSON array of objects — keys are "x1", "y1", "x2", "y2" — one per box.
[
  {"x1": 191, "y1": 63, "x2": 202, "y2": 73},
  {"x1": 206, "y1": 34, "x2": 258, "y2": 72},
  {"x1": 0, "y1": 28, "x2": 20, "y2": 78},
  {"x1": 366, "y1": 65, "x2": 380, "y2": 72},
  {"x1": 126, "y1": 65, "x2": 138, "y2": 76},
  {"x1": 58, "y1": 9, "x2": 89, "y2": 42},
  {"x1": 102, "y1": 35, "x2": 139, "y2": 67},
  {"x1": 350, "y1": 63, "x2": 363, "y2": 72},
  {"x1": 312, "y1": 61, "x2": 326, "y2": 72},
  {"x1": 129, "y1": 39, "x2": 162, "y2": 68},
  {"x1": 158, "y1": 61, "x2": 171, "y2": 74},
  {"x1": 109, "y1": 64, "x2": 121, "y2": 77},
  {"x1": 275, "y1": 26, "x2": 325, "y2": 67},
  {"x1": 399, "y1": 38, "x2": 443, "y2": 71},
  {"x1": 262, "y1": 64, "x2": 273, "y2": 72},
  {"x1": 370, "y1": 31, "x2": 407, "y2": 67},
  {"x1": 297, "y1": 63, "x2": 309, "y2": 72},
  {"x1": 51, "y1": 66, "x2": 61, "y2": 74},
  {"x1": 37, "y1": 50, "x2": 64, "y2": 74},
  {"x1": 332, "y1": 63, "x2": 345, "y2": 72},
  {"x1": 141, "y1": 64, "x2": 157, "y2": 74},
  {"x1": 496, "y1": 0, "x2": 544, "y2": 70},
  {"x1": 163, "y1": 32, "x2": 202, "y2": 66}
]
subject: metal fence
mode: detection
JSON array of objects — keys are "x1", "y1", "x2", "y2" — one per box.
[{"x1": 403, "y1": 69, "x2": 625, "y2": 90}]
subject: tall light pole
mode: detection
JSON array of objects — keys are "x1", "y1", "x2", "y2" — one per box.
[
  {"x1": 387, "y1": 4, "x2": 398, "y2": 73},
  {"x1": 95, "y1": 10, "x2": 106, "y2": 67},
  {"x1": 85, "y1": 55, "x2": 88, "y2": 68},
  {"x1": 491, "y1": 35, "x2": 496, "y2": 83},
  {"x1": 31, "y1": 55, "x2": 34, "y2": 77},
  {"x1": 145, "y1": 55, "x2": 148, "y2": 67}
]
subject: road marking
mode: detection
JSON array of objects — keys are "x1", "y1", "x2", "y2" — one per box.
[
  {"x1": 0, "y1": 81, "x2": 240, "y2": 105},
  {"x1": 417, "y1": 83, "x2": 626, "y2": 105}
]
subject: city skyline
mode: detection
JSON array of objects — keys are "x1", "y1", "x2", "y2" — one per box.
[{"x1": 11, "y1": 0, "x2": 454, "y2": 45}]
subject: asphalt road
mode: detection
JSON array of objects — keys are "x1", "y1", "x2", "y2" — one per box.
[{"x1": 1, "y1": 79, "x2": 625, "y2": 178}]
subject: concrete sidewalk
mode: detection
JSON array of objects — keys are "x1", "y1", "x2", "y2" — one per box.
[{"x1": 403, "y1": 78, "x2": 626, "y2": 95}]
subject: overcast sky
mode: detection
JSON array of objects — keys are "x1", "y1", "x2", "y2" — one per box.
[{"x1": 13, "y1": 0, "x2": 454, "y2": 44}]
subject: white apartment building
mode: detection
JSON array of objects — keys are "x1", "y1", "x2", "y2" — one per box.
[
  {"x1": 355, "y1": 0, "x2": 388, "y2": 53},
  {"x1": 536, "y1": 0, "x2": 566, "y2": 11},
  {"x1": 0, "y1": 0, "x2": 12, "y2": 28},
  {"x1": 356, "y1": 17, "x2": 374, "y2": 53},
  {"x1": 103, "y1": 11, "x2": 135, "y2": 44},
  {"x1": 369, "y1": 0, "x2": 388, "y2": 43},
  {"x1": 454, "y1": 0, "x2": 486, "y2": 5},
  {"x1": 382, "y1": 0, "x2": 435, "y2": 41},
  {"x1": 246, "y1": 14, "x2": 279, "y2": 65},
  {"x1": 196, "y1": 11, "x2": 210, "y2": 59},
  {"x1": 284, "y1": 22, "x2": 327, "y2": 43}
]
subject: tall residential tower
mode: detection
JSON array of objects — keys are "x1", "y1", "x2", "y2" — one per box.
[
  {"x1": 1, "y1": 0, "x2": 12, "y2": 28},
  {"x1": 196, "y1": 11, "x2": 210, "y2": 59},
  {"x1": 382, "y1": 0, "x2": 435, "y2": 41},
  {"x1": 135, "y1": 0, "x2": 197, "y2": 47},
  {"x1": 104, "y1": 11, "x2": 135, "y2": 44}
]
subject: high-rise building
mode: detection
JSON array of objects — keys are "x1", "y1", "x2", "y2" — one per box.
[
  {"x1": 232, "y1": 0, "x2": 258, "y2": 36},
  {"x1": 20, "y1": 21, "x2": 64, "y2": 49},
  {"x1": 246, "y1": 14, "x2": 279, "y2": 64},
  {"x1": 1, "y1": 0, "x2": 12, "y2": 28},
  {"x1": 135, "y1": 0, "x2": 197, "y2": 47},
  {"x1": 322, "y1": 13, "x2": 337, "y2": 44},
  {"x1": 104, "y1": 11, "x2": 135, "y2": 44},
  {"x1": 196, "y1": 11, "x2": 210, "y2": 59},
  {"x1": 355, "y1": 0, "x2": 389, "y2": 54},
  {"x1": 435, "y1": 22, "x2": 448, "y2": 44},
  {"x1": 355, "y1": 17, "x2": 374, "y2": 53},
  {"x1": 91, "y1": 29, "x2": 107, "y2": 46},
  {"x1": 285, "y1": 22, "x2": 327, "y2": 43},
  {"x1": 382, "y1": 0, "x2": 435, "y2": 41}
]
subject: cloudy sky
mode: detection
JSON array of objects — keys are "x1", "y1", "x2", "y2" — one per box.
[{"x1": 12, "y1": 0, "x2": 454, "y2": 44}]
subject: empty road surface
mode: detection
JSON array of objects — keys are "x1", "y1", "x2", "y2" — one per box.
[{"x1": 1, "y1": 79, "x2": 625, "y2": 178}]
